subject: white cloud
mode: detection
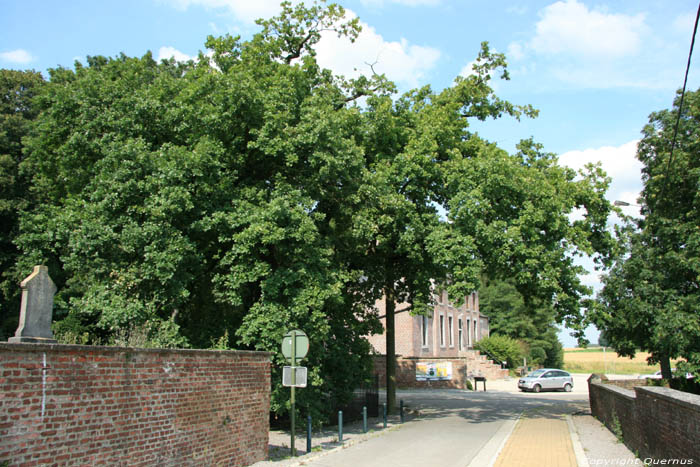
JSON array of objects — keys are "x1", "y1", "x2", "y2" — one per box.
[
  {"x1": 157, "y1": 46, "x2": 194, "y2": 62},
  {"x1": 0, "y1": 49, "x2": 34, "y2": 64},
  {"x1": 506, "y1": 42, "x2": 525, "y2": 61},
  {"x1": 530, "y1": 0, "x2": 646, "y2": 59},
  {"x1": 162, "y1": 0, "x2": 285, "y2": 24},
  {"x1": 559, "y1": 140, "x2": 643, "y2": 214},
  {"x1": 458, "y1": 60, "x2": 477, "y2": 78},
  {"x1": 503, "y1": 1, "x2": 679, "y2": 89},
  {"x1": 359, "y1": 0, "x2": 441, "y2": 6},
  {"x1": 315, "y1": 10, "x2": 441, "y2": 89}
]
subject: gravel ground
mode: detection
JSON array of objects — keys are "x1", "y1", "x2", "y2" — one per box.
[{"x1": 572, "y1": 412, "x2": 640, "y2": 465}]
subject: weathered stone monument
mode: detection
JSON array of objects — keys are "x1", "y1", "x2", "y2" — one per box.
[{"x1": 8, "y1": 265, "x2": 58, "y2": 343}]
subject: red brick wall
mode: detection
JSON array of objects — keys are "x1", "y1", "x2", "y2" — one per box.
[
  {"x1": 373, "y1": 354, "x2": 507, "y2": 390},
  {"x1": 0, "y1": 343, "x2": 270, "y2": 467},
  {"x1": 589, "y1": 375, "x2": 700, "y2": 463}
]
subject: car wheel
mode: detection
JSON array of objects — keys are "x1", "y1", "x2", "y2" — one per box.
[
  {"x1": 564, "y1": 383, "x2": 572, "y2": 392},
  {"x1": 533, "y1": 384, "x2": 541, "y2": 393}
]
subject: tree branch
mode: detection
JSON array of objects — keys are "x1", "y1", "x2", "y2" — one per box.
[{"x1": 376, "y1": 304, "x2": 412, "y2": 319}]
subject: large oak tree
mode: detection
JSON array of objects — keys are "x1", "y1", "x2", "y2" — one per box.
[{"x1": 4, "y1": 1, "x2": 615, "y2": 418}]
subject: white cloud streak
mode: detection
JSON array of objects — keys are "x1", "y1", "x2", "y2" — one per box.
[
  {"x1": 530, "y1": 0, "x2": 646, "y2": 59},
  {"x1": 157, "y1": 46, "x2": 194, "y2": 62},
  {"x1": 503, "y1": 0, "x2": 685, "y2": 90},
  {"x1": 161, "y1": 0, "x2": 285, "y2": 24},
  {"x1": 360, "y1": 0, "x2": 441, "y2": 6},
  {"x1": 559, "y1": 140, "x2": 643, "y2": 215},
  {"x1": 315, "y1": 10, "x2": 441, "y2": 89},
  {"x1": 0, "y1": 49, "x2": 34, "y2": 64}
]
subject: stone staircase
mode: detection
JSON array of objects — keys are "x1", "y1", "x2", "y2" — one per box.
[{"x1": 463, "y1": 349, "x2": 509, "y2": 380}]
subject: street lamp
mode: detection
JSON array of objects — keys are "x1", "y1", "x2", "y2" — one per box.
[{"x1": 613, "y1": 200, "x2": 641, "y2": 207}]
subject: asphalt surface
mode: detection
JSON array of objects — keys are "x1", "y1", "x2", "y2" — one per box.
[
  {"x1": 302, "y1": 389, "x2": 587, "y2": 467},
  {"x1": 256, "y1": 374, "x2": 636, "y2": 467}
]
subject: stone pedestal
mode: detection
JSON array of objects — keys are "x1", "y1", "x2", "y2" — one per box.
[{"x1": 8, "y1": 265, "x2": 57, "y2": 344}]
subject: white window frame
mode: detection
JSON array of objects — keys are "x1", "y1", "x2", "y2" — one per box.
[
  {"x1": 421, "y1": 315, "x2": 429, "y2": 348},
  {"x1": 439, "y1": 313, "x2": 445, "y2": 347},
  {"x1": 458, "y1": 316, "x2": 463, "y2": 351},
  {"x1": 448, "y1": 314, "x2": 454, "y2": 347}
]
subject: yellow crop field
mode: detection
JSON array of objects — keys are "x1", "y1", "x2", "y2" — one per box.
[{"x1": 563, "y1": 348, "x2": 662, "y2": 375}]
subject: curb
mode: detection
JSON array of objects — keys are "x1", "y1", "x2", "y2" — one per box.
[
  {"x1": 287, "y1": 423, "x2": 404, "y2": 467},
  {"x1": 567, "y1": 415, "x2": 589, "y2": 467},
  {"x1": 465, "y1": 411, "x2": 523, "y2": 467}
]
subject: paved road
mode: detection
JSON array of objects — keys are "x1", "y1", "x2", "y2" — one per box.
[{"x1": 303, "y1": 377, "x2": 590, "y2": 467}]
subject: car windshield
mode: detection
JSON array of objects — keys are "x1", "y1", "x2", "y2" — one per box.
[{"x1": 527, "y1": 369, "x2": 546, "y2": 377}]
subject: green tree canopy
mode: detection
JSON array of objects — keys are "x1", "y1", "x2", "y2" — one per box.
[
  {"x1": 479, "y1": 276, "x2": 564, "y2": 368},
  {"x1": 4, "y1": 1, "x2": 616, "y2": 418},
  {"x1": 0, "y1": 69, "x2": 44, "y2": 340},
  {"x1": 591, "y1": 89, "x2": 700, "y2": 380}
]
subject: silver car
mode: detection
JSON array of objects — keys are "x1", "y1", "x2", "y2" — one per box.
[{"x1": 518, "y1": 369, "x2": 573, "y2": 393}]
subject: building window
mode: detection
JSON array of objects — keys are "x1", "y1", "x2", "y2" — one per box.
[
  {"x1": 439, "y1": 313, "x2": 445, "y2": 347},
  {"x1": 448, "y1": 315, "x2": 454, "y2": 347},
  {"x1": 473, "y1": 319, "x2": 477, "y2": 343},
  {"x1": 458, "y1": 318, "x2": 463, "y2": 351},
  {"x1": 421, "y1": 315, "x2": 429, "y2": 347},
  {"x1": 466, "y1": 320, "x2": 471, "y2": 347}
]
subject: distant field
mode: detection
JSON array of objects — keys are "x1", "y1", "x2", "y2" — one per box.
[{"x1": 563, "y1": 348, "x2": 661, "y2": 375}]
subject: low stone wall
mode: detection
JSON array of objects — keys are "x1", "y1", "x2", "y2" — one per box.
[
  {"x1": 373, "y1": 354, "x2": 507, "y2": 390},
  {"x1": 589, "y1": 375, "x2": 700, "y2": 464},
  {"x1": 0, "y1": 343, "x2": 270, "y2": 466}
]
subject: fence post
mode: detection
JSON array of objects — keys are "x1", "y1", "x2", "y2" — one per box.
[
  {"x1": 307, "y1": 415, "x2": 312, "y2": 454},
  {"x1": 383, "y1": 403, "x2": 387, "y2": 428},
  {"x1": 338, "y1": 411, "x2": 343, "y2": 442},
  {"x1": 363, "y1": 406, "x2": 367, "y2": 433},
  {"x1": 400, "y1": 399, "x2": 404, "y2": 423}
]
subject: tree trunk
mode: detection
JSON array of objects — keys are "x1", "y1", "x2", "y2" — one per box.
[
  {"x1": 385, "y1": 286, "x2": 396, "y2": 414},
  {"x1": 659, "y1": 353, "x2": 673, "y2": 380}
]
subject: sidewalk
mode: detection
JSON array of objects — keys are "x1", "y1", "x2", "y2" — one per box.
[
  {"x1": 252, "y1": 378, "x2": 639, "y2": 467},
  {"x1": 492, "y1": 407, "x2": 582, "y2": 467}
]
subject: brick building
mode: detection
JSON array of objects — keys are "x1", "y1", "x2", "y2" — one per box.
[{"x1": 368, "y1": 290, "x2": 508, "y2": 388}]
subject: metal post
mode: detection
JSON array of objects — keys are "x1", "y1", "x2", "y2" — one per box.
[
  {"x1": 338, "y1": 410, "x2": 343, "y2": 442},
  {"x1": 400, "y1": 399, "x2": 404, "y2": 424},
  {"x1": 363, "y1": 406, "x2": 367, "y2": 433},
  {"x1": 306, "y1": 415, "x2": 312, "y2": 454},
  {"x1": 383, "y1": 403, "x2": 387, "y2": 428},
  {"x1": 291, "y1": 332, "x2": 296, "y2": 457}
]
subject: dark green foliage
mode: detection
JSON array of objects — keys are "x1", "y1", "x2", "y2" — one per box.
[
  {"x1": 0, "y1": 69, "x2": 44, "y2": 340},
  {"x1": 474, "y1": 334, "x2": 523, "y2": 369},
  {"x1": 479, "y1": 276, "x2": 565, "y2": 368},
  {"x1": 2, "y1": 1, "x2": 614, "y2": 419}
]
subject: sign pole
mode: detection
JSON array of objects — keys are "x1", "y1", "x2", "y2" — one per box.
[{"x1": 291, "y1": 331, "x2": 296, "y2": 457}]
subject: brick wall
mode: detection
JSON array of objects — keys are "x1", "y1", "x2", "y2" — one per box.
[
  {"x1": 373, "y1": 353, "x2": 507, "y2": 390},
  {"x1": 0, "y1": 343, "x2": 270, "y2": 467},
  {"x1": 589, "y1": 375, "x2": 700, "y2": 463}
]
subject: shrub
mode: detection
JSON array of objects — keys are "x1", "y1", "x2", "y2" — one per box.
[{"x1": 474, "y1": 334, "x2": 523, "y2": 369}]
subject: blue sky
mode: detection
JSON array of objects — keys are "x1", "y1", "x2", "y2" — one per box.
[{"x1": 2, "y1": 0, "x2": 699, "y2": 346}]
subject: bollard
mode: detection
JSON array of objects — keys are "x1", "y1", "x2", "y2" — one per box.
[
  {"x1": 400, "y1": 399, "x2": 404, "y2": 424},
  {"x1": 383, "y1": 403, "x2": 387, "y2": 429},
  {"x1": 363, "y1": 406, "x2": 367, "y2": 433},
  {"x1": 338, "y1": 410, "x2": 343, "y2": 442},
  {"x1": 307, "y1": 415, "x2": 312, "y2": 454}
]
